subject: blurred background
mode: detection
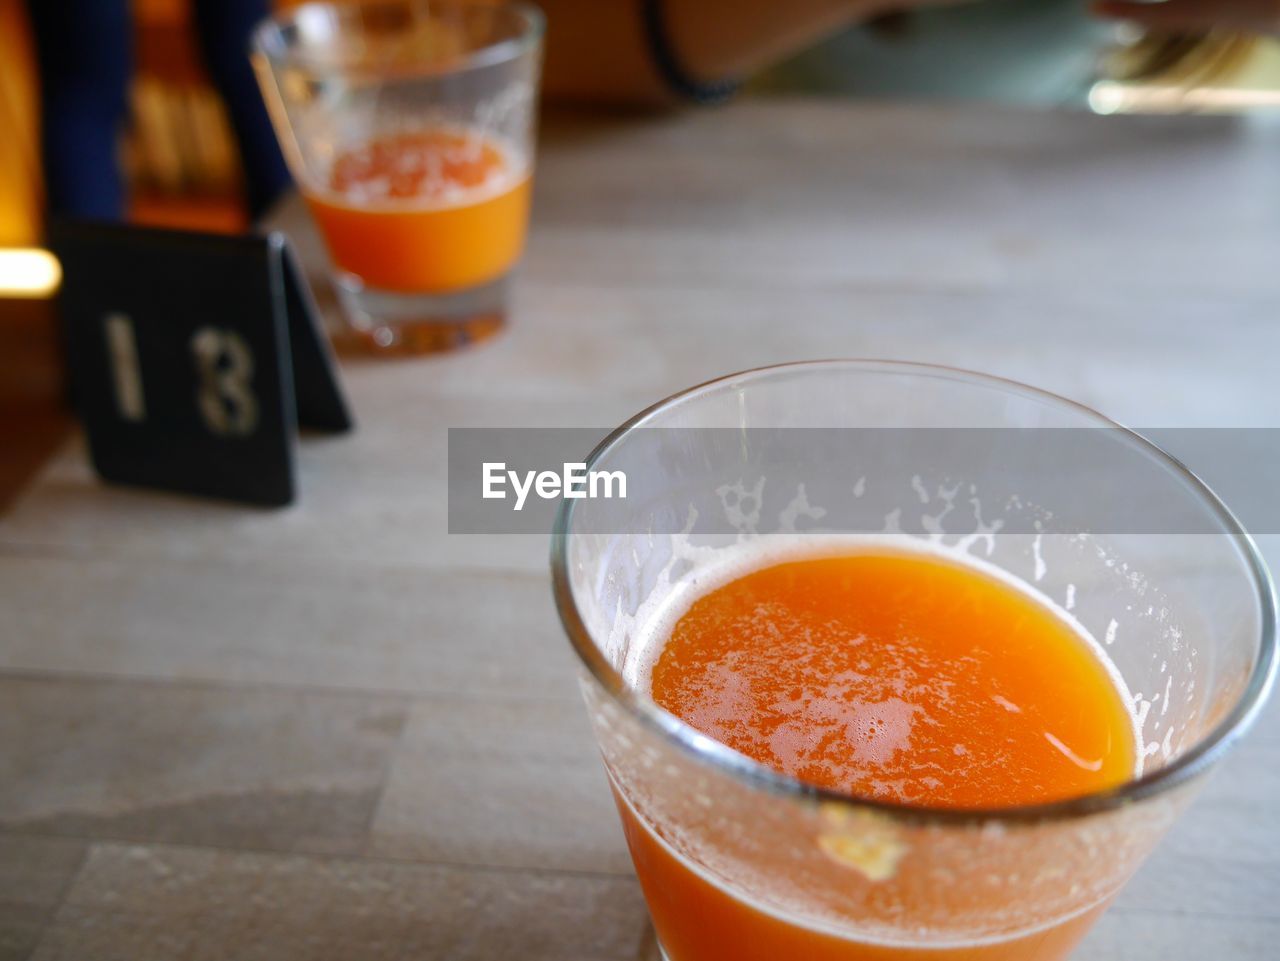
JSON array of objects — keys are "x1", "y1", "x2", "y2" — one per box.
[
  {"x1": 2, "y1": 0, "x2": 1279, "y2": 506},
  {"x1": 0, "y1": 0, "x2": 309, "y2": 505}
]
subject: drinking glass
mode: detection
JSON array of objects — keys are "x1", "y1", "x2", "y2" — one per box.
[
  {"x1": 253, "y1": 1, "x2": 543, "y2": 354},
  {"x1": 551, "y1": 360, "x2": 1276, "y2": 961}
]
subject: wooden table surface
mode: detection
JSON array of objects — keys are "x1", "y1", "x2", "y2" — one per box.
[{"x1": 2, "y1": 99, "x2": 1279, "y2": 960}]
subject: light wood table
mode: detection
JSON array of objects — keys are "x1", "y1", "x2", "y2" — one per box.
[{"x1": 2, "y1": 100, "x2": 1278, "y2": 960}]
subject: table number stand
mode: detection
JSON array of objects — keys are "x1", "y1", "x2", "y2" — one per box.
[{"x1": 55, "y1": 223, "x2": 353, "y2": 507}]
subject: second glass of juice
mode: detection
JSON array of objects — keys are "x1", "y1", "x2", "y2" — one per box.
[
  {"x1": 552, "y1": 361, "x2": 1276, "y2": 961},
  {"x1": 253, "y1": 1, "x2": 542, "y2": 353}
]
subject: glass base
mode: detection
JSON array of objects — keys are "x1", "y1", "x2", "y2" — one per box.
[{"x1": 333, "y1": 271, "x2": 507, "y2": 355}]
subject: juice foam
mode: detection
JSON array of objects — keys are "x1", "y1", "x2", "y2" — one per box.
[{"x1": 303, "y1": 127, "x2": 531, "y2": 293}]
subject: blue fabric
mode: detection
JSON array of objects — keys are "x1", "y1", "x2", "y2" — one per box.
[
  {"x1": 26, "y1": 0, "x2": 291, "y2": 223},
  {"x1": 191, "y1": 0, "x2": 291, "y2": 219},
  {"x1": 27, "y1": 0, "x2": 132, "y2": 220}
]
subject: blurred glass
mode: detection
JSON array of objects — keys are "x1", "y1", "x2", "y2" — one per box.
[{"x1": 254, "y1": 1, "x2": 543, "y2": 354}]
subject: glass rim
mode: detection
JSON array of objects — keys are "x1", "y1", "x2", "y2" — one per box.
[
  {"x1": 551, "y1": 359, "x2": 1279, "y2": 826},
  {"x1": 251, "y1": 0, "x2": 545, "y2": 79}
]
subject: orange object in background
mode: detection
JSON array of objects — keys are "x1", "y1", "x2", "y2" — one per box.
[
  {"x1": 635, "y1": 549, "x2": 1138, "y2": 961},
  {"x1": 129, "y1": 0, "x2": 248, "y2": 232},
  {"x1": 303, "y1": 129, "x2": 532, "y2": 294},
  {"x1": 0, "y1": 0, "x2": 42, "y2": 246}
]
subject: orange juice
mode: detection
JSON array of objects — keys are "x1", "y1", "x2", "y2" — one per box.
[
  {"x1": 303, "y1": 129, "x2": 531, "y2": 294},
  {"x1": 618, "y1": 803, "x2": 1113, "y2": 961},
  {"x1": 629, "y1": 548, "x2": 1137, "y2": 961}
]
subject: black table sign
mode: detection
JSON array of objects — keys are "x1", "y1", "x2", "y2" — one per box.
[{"x1": 54, "y1": 222, "x2": 353, "y2": 507}]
